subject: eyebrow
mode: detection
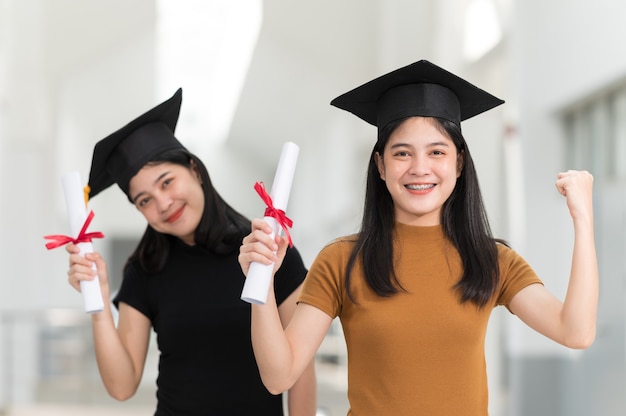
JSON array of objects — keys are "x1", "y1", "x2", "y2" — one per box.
[
  {"x1": 131, "y1": 171, "x2": 171, "y2": 204},
  {"x1": 389, "y1": 140, "x2": 450, "y2": 149}
]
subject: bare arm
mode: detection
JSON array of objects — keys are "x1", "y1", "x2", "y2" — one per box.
[
  {"x1": 278, "y1": 285, "x2": 317, "y2": 415},
  {"x1": 67, "y1": 246, "x2": 151, "y2": 400},
  {"x1": 240, "y1": 219, "x2": 332, "y2": 395},
  {"x1": 509, "y1": 170, "x2": 598, "y2": 349}
]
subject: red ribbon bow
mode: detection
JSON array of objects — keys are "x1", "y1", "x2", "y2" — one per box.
[
  {"x1": 44, "y1": 210, "x2": 105, "y2": 250},
  {"x1": 254, "y1": 181, "x2": 294, "y2": 248}
]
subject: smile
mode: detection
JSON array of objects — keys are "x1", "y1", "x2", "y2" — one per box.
[
  {"x1": 166, "y1": 206, "x2": 185, "y2": 223},
  {"x1": 405, "y1": 184, "x2": 435, "y2": 191}
]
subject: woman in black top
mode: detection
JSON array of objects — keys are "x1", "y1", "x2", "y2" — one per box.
[{"x1": 66, "y1": 89, "x2": 316, "y2": 415}]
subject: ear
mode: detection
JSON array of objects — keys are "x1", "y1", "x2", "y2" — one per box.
[
  {"x1": 375, "y1": 152, "x2": 385, "y2": 180},
  {"x1": 456, "y1": 150, "x2": 465, "y2": 178}
]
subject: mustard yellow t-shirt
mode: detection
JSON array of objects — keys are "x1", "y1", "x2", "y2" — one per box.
[{"x1": 299, "y1": 223, "x2": 542, "y2": 416}]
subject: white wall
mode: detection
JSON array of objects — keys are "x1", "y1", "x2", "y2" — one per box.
[
  {"x1": 512, "y1": 0, "x2": 626, "y2": 355},
  {"x1": 0, "y1": 0, "x2": 156, "y2": 406},
  {"x1": 511, "y1": 1, "x2": 626, "y2": 414}
]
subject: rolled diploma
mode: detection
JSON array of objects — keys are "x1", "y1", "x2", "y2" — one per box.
[
  {"x1": 62, "y1": 171, "x2": 105, "y2": 313},
  {"x1": 241, "y1": 142, "x2": 299, "y2": 304}
]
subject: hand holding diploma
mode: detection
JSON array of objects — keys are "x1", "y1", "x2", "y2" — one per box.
[
  {"x1": 44, "y1": 171, "x2": 105, "y2": 313},
  {"x1": 240, "y1": 142, "x2": 299, "y2": 304}
]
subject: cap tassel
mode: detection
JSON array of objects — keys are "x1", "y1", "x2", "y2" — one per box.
[{"x1": 83, "y1": 185, "x2": 91, "y2": 207}]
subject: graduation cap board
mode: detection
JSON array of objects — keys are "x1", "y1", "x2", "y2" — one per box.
[
  {"x1": 330, "y1": 59, "x2": 504, "y2": 130},
  {"x1": 87, "y1": 88, "x2": 187, "y2": 199}
]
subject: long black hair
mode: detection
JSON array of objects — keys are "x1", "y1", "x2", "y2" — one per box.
[
  {"x1": 126, "y1": 148, "x2": 251, "y2": 273},
  {"x1": 344, "y1": 116, "x2": 505, "y2": 307}
]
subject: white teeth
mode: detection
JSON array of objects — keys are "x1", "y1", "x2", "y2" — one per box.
[{"x1": 406, "y1": 184, "x2": 435, "y2": 190}]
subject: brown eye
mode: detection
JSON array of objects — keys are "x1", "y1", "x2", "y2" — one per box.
[{"x1": 138, "y1": 197, "x2": 150, "y2": 207}]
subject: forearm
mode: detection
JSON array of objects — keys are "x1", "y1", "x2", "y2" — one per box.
[
  {"x1": 91, "y1": 305, "x2": 142, "y2": 400},
  {"x1": 251, "y1": 290, "x2": 298, "y2": 394},
  {"x1": 561, "y1": 217, "x2": 599, "y2": 348},
  {"x1": 287, "y1": 360, "x2": 317, "y2": 415}
]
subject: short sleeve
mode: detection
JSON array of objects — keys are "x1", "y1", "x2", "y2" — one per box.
[
  {"x1": 112, "y1": 261, "x2": 153, "y2": 320},
  {"x1": 298, "y1": 238, "x2": 351, "y2": 319},
  {"x1": 496, "y1": 244, "x2": 543, "y2": 308},
  {"x1": 273, "y1": 245, "x2": 308, "y2": 305}
]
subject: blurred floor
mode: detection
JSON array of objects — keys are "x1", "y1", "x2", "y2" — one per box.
[
  {"x1": 2, "y1": 359, "x2": 349, "y2": 416},
  {"x1": 4, "y1": 405, "x2": 151, "y2": 416},
  {"x1": 1, "y1": 311, "x2": 349, "y2": 415}
]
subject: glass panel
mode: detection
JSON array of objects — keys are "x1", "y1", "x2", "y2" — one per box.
[
  {"x1": 566, "y1": 107, "x2": 591, "y2": 171},
  {"x1": 588, "y1": 99, "x2": 609, "y2": 177},
  {"x1": 611, "y1": 89, "x2": 626, "y2": 180}
]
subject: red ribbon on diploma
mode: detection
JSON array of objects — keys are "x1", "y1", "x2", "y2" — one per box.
[
  {"x1": 254, "y1": 181, "x2": 294, "y2": 248},
  {"x1": 44, "y1": 210, "x2": 105, "y2": 250}
]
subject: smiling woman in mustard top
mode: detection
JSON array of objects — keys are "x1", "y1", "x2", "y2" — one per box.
[{"x1": 238, "y1": 59, "x2": 598, "y2": 416}]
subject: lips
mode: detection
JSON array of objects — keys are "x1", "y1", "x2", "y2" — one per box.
[
  {"x1": 166, "y1": 206, "x2": 185, "y2": 223},
  {"x1": 405, "y1": 184, "x2": 435, "y2": 191}
]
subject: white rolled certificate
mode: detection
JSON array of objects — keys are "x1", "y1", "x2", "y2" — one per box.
[
  {"x1": 62, "y1": 171, "x2": 105, "y2": 313},
  {"x1": 241, "y1": 142, "x2": 299, "y2": 304}
]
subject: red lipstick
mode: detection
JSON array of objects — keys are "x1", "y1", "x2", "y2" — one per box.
[{"x1": 166, "y1": 206, "x2": 184, "y2": 223}]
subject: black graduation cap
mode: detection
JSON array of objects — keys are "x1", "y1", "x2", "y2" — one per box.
[
  {"x1": 330, "y1": 59, "x2": 504, "y2": 130},
  {"x1": 87, "y1": 88, "x2": 187, "y2": 199}
]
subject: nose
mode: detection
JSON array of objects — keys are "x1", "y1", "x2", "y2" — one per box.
[
  {"x1": 155, "y1": 192, "x2": 173, "y2": 213},
  {"x1": 408, "y1": 153, "x2": 430, "y2": 176}
]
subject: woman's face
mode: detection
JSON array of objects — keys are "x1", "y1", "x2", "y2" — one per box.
[
  {"x1": 376, "y1": 117, "x2": 462, "y2": 226},
  {"x1": 128, "y1": 161, "x2": 205, "y2": 245}
]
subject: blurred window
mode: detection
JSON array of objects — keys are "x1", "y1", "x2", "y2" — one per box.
[{"x1": 564, "y1": 84, "x2": 626, "y2": 181}]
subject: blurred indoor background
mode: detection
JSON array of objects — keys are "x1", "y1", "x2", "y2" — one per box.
[{"x1": 1, "y1": 0, "x2": 625, "y2": 415}]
